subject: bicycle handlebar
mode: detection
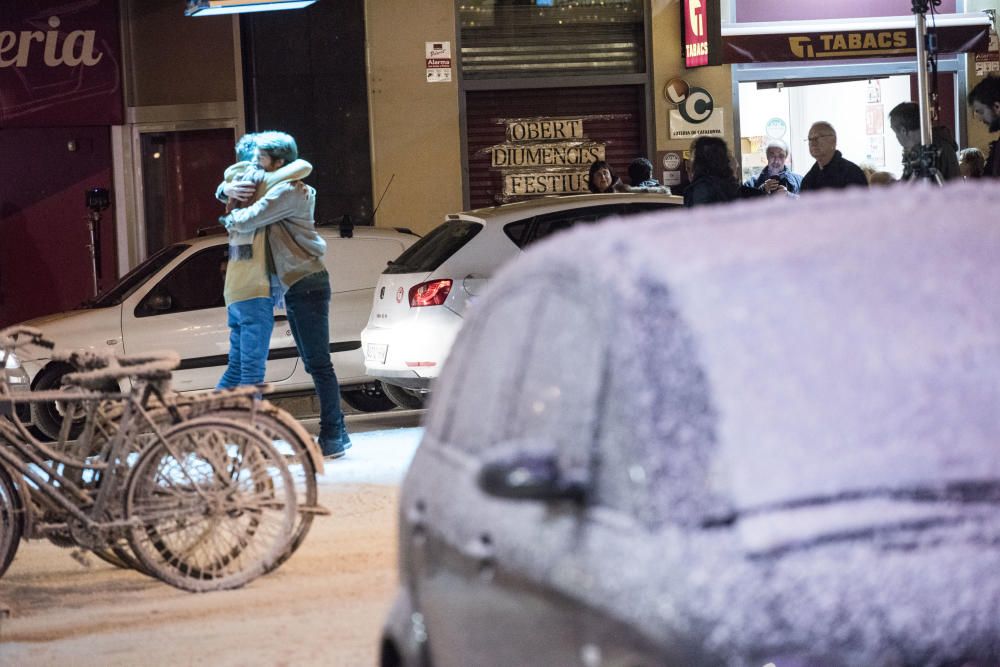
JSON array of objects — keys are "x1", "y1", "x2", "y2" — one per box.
[{"x1": 0, "y1": 325, "x2": 55, "y2": 352}]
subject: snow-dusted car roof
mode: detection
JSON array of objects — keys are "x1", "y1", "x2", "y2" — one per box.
[{"x1": 450, "y1": 192, "x2": 683, "y2": 223}]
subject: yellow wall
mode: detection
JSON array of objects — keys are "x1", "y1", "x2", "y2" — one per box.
[
  {"x1": 649, "y1": 0, "x2": 734, "y2": 154},
  {"x1": 365, "y1": 0, "x2": 464, "y2": 236}
]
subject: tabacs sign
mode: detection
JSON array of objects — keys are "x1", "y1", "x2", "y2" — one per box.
[
  {"x1": 681, "y1": 0, "x2": 722, "y2": 68},
  {"x1": 789, "y1": 31, "x2": 911, "y2": 59},
  {"x1": 723, "y1": 24, "x2": 991, "y2": 63}
]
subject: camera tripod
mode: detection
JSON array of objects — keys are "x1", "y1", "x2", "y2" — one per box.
[{"x1": 909, "y1": 0, "x2": 945, "y2": 185}]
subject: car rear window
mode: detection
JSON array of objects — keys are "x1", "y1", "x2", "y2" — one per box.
[
  {"x1": 383, "y1": 219, "x2": 482, "y2": 274},
  {"x1": 502, "y1": 201, "x2": 678, "y2": 250}
]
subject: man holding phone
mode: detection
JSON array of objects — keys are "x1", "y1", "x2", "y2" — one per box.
[{"x1": 744, "y1": 139, "x2": 802, "y2": 196}]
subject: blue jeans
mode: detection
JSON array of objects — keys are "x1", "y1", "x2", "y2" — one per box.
[
  {"x1": 284, "y1": 271, "x2": 345, "y2": 448},
  {"x1": 217, "y1": 297, "x2": 273, "y2": 389}
]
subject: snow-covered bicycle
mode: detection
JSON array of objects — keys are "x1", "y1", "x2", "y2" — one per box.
[{"x1": 0, "y1": 326, "x2": 297, "y2": 592}]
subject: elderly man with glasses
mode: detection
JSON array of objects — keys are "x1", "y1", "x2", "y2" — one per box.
[{"x1": 800, "y1": 121, "x2": 869, "y2": 192}]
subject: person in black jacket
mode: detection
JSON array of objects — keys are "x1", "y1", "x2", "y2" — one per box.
[
  {"x1": 888, "y1": 102, "x2": 960, "y2": 182},
  {"x1": 800, "y1": 122, "x2": 869, "y2": 192},
  {"x1": 684, "y1": 136, "x2": 741, "y2": 207},
  {"x1": 967, "y1": 76, "x2": 1000, "y2": 179}
]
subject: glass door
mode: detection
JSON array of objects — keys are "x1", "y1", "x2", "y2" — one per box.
[{"x1": 138, "y1": 127, "x2": 237, "y2": 255}]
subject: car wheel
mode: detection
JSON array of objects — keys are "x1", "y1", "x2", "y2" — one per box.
[
  {"x1": 341, "y1": 383, "x2": 397, "y2": 412},
  {"x1": 30, "y1": 363, "x2": 115, "y2": 441},
  {"x1": 381, "y1": 382, "x2": 427, "y2": 410}
]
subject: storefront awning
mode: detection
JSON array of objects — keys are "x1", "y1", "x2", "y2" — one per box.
[{"x1": 722, "y1": 13, "x2": 992, "y2": 64}]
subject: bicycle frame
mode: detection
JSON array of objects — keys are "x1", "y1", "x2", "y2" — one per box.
[{"x1": 0, "y1": 382, "x2": 188, "y2": 539}]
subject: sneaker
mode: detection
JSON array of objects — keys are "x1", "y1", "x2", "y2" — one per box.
[
  {"x1": 323, "y1": 447, "x2": 348, "y2": 461},
  {"x1": 319, "y1": 429, "x2": 352, "y2": 460}
]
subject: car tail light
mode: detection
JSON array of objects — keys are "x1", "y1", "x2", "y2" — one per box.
[{"x1": 409, "y1": 279, "x2": 452, "y2": 307}]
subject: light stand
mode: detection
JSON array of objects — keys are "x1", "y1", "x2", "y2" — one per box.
[
  {"x1": 909, "y1": 0, "x2": 944, "y2": 185},
  {"x1": 84, "y1": 188, "x2": 110, "y2": 298}
]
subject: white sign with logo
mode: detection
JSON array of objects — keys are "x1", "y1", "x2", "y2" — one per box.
[
  {"x1": 662, "y1": 152, "x2": 682, "y2": 170},
  {"x1": 765, "y1": 117, "x2": 787, "y2": 139},
  {"x1": 425, "y1": 41, "x2": 452, "y2": 82},
  {"x1": 670, "y1": 107, "x2": 725, "y2": 139}
]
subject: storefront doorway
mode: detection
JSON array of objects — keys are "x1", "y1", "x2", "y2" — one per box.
[
  {"x1": 737, "y1": 71, "x2": 959, "y2": 183},
  {"x1": 134, "y1": 126, "x2": 237, "y2": 257}
]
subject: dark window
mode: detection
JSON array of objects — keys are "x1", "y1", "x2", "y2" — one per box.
[
  {"x1": 621, "y1": 202, "x2": 677, "y2": 216},
  {"x1": 518, "y1": 202, "x2": 678, "y2": 248},
  {"x1": 502, "y1": 218, "x2": 532, "y2": 248},
  {"x1": 92, "y1": 244, "x2": 189, "y2": 308},
  {"x1": 428, "y1": 275, "x2": 601, "y2": 459},
  {"x1": 526, "y1": 205, "x2": 623, "y2": 246},
  {"x1": 384, "y1": 220, "x2": 483, "y2": 274},
  {"x1": 135, "y1": 245, "x2": 227, "y2": 317}
]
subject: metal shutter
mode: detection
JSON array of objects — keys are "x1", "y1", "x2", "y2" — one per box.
[
  {"x1": 459, "y1": 1, "x2": 645, "y2": 80},
  {"x1": 465, "y1": 85, "x2": 645, "y2": 207}
]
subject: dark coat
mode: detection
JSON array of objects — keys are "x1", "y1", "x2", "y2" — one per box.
[
  {"x1": 900, "y1": 126, "x2": 961, "y2": 182},
  {"x1": 683, "y1": 175, "x2": 740, "y2": 207},
  {"x1": 800, "y1": 151, "x2": 869, "y2": 192},
  {"x1": 986, "y1": 139, "x2": 1000, "y2": 179}
]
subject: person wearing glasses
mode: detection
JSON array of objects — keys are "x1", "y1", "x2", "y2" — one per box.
[{"x1": 800, "y1": 121, "x2": 868, "y2": 192}]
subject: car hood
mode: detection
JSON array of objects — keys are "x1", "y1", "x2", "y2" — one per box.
[{"x1": 18, "y1": 306, "x2": 123, "y2": 362}]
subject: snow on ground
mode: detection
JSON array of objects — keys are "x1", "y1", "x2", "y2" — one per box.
[
  {"x1": 0, "y1": 420, "x2": 423, "y2": 667},
  {"x1": 317, "y1": 426, "x2": 422, "y2": 485}
]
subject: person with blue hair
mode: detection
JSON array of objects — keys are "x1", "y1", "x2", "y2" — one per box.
[{"x1": 217, "y1": 131, "x2": 352, "y2": 459}]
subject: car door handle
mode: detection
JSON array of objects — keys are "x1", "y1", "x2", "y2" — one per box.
[
  {"x1": 461, "y1": 534, "x2": 495, "y2": 561},
  {"x1": 462, "y1": 534, "x2": 497, "y2": 579},
  {"x1": 275, "y1": 314, "x2": 288, "y2": 323}
]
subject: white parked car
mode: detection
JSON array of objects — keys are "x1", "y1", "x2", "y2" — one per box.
[
  {"x1": 15, "y1": 225, "x2": 418, "y2": 439},
  {"x1": 360, "y1": 193, "x2": 682, "y2": 408}
]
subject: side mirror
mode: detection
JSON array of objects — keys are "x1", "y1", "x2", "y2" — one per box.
[{"x1": 477, "y1": 452, "x2": 588, "y2": 503}]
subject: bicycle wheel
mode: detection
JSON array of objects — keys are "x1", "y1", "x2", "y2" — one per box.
[
  {"x1": 208, "y1": 407, "x2": 319, "y2": 567},
  {"x1": 125, "y1": 418, "x2": 296, "y2": 592},
  {"x1": 148, "y1": 401, "x2": 321, "y2": 569},
  {"x1": 0, "y1": 466, "x2": 22, "y2": 578}
]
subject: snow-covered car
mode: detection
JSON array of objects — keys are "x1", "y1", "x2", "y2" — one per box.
[
  {"x1": 360, "y1": 193, "x2": 682, "y2": 408},
  {"x1": 16, "y1": 225, "x2": 418, "y2": 439},
  {"x1": 382, "y1": 185, "x2": 1000, "y2": 666}
]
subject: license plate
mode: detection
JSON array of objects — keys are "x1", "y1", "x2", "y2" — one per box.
[{"x1": 366, "y1": 343, "x2": 388, "y2": 364}]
